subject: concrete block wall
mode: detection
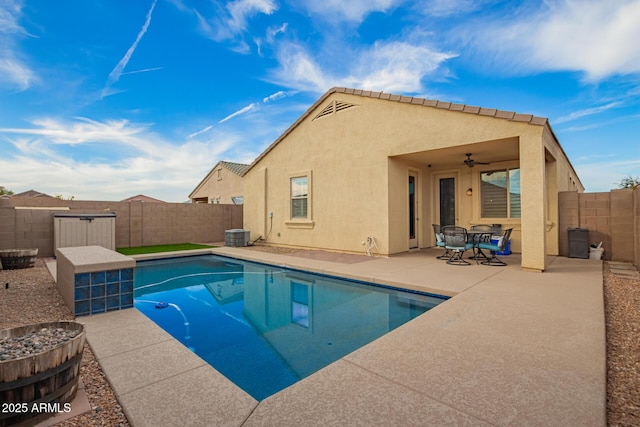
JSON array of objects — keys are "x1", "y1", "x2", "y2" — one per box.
[
  {"x1": 610, "y1": 189, "x2": 635, "y2": 262},
  {"x1": 559, "y1": 189, "x2": 638, "y2": 264},
  {"x1": 635, "y1": 188, "x2": 640, "y2": 269},
  {"x1": 580, "y1": 192, "x2": 612, "y2": 259},
  {"x1": 0, "y1": 197, "x2": 243, "y2": 257}
]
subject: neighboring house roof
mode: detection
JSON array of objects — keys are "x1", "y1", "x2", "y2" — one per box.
[
  {"x1": 243, "y1": 86, "x2": 558, "y2": 177},
  {"x1": 219, "y1": 161, "x2": 250, "y2": 176},
  {"x1": 121, "y1": 194, "x2": 166, "y2": 203},
  {"x1": 189, "y1": 160, "x2": 250, "y2": 199},
  {"x1": 11, "y1": 189, "x2": 53, "y2": 198}
]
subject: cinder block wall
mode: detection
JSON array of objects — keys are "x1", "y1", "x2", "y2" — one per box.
[
  {"x1": 635, "y1": 189, "x2": 640, "y2": 268},
  {"x1": 581, "y1": 192, "x2": 612, "y2": 259},
  {"x1": 0, "y1": 197, "x2": 243, "y2": 257},
  {"x1": 559, "y1": 189, "x2": 637, "y2": 263},
  {"x1": 610, "y1": 189, "x2": 635, "y2": 262}
]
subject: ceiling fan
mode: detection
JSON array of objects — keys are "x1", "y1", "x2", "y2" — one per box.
[{"x1": 464, "y1": 153, "x2": 490, "y2": 168}]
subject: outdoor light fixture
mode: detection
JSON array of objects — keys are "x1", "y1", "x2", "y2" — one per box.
[{"x1": 466, "y1": 188, "x2": 473, "y2": 196}]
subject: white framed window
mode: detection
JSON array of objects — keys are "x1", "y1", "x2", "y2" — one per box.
[
  {"x1": 286, "y1": 171, "x2": 314, "y2": 228},
  {"x1": 480, "y1": 168, "x2": 521, "y2": 219},
  {"x1": 291, "y1": 176, "x2": 308, "y2": 219}
]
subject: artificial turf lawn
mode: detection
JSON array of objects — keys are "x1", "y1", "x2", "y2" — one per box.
[{"x1": 116, "y1": 243, "x2": 215, "y2": 255}]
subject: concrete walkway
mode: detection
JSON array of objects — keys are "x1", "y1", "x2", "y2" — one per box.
[{"x1": 78, "y1": 248, "x2": 606, "y2": 426}]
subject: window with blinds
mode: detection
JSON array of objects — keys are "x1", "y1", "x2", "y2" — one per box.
[
  {"x1": 480, "y1": 168, "x2": 521, "y2": 219},
  {"x1": 291, "y1": 176, "x2": 308, "y2": 219}
]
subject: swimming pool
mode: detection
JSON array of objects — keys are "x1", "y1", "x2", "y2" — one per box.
[{"x1": 134, "y1": 254, "x2": 446, "y2": 400}]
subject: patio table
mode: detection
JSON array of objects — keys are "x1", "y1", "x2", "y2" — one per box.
[{"x1": 466, "y1": 230, "x2": 493, "y2": 263}]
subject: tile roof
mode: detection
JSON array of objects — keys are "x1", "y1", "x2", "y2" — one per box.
[
  {"x1": 188, "y1": 160, "x2": 250, "y2": 199},
  {"x1": 244, "y1": 87, "x2": 552, "y2": 176},
  {"x1": 11, "y1": 189, "x2": 53, "y2": 198},
  {"x1": 121, "y1": 194, "x2": 166, "y2": 203},
  {"x1": 220, "y1": 161, "x2": 250, "y2": 176},
  {"x1": 330, "y1": 87, "x2": 549, "y2": 125}
]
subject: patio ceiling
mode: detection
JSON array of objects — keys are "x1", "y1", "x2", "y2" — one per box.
[{"x1": 392, "y1": 137, "x2": 520, "y2": 170}]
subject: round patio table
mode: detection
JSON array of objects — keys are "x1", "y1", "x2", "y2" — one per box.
[{"x1": 466, "y1": 230, "x2": 493, "y2": 263}]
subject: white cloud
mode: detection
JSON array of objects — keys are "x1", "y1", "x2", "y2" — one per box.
[
  {"x1": 466, "y1": 0, "x2": 640, "y2": 80},
  {"x1": 416, "y1": 0, "x2": 491, "y2": 17},
  {"x1": 219, "y1": 103, "x2": 259, "y2": 123},
  {"x1": 187, "y1": 125, "x2": 213, "y2": 139},
  {"x1": 355, "y1": 41, "x2": 456, "y2": 92},
  {"x1": 194, "y1": 0, "x2": 277, "y2": 50},
  {"x1": 554, "y1": 102, "x2": 623, "y2": 124},
  {"x1": 263, "y1": 90, "x2": 295, "y2": 103},
  {"x1": 0, "y1": 0, "x2": 25, "y2": 34},
  {"x1": 0, "y1": 57, "x2": 35, "y2": 90},
  {"x1": 102, "y1": 0, "x2": 158, "y2": 98},
  {"x1": 270, "y1": 39, "x2": 455, "y2": 93},
  {"x1": 227, "y1": 0, "x2": 278, "y2": 34},
  {"x1": 271, "y1": 44, "x2": 331, "y2": 92},
  {"x1": 0, "y1": 117, "x2": 238, "y2": 201},
  {"x1": 0, "y1": 0, "x2": 37, "y2": 90},
  {"x1": 120, "y1": 66, "x2": 163, "y2": 76},
  {"x1": 217, "y1": 90, "x2": 297, "y2": 124},
  {"x1": 296, "y1": 0, "x2": 396, "y2": 22}
]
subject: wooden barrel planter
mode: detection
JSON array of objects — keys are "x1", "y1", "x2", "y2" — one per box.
[
  {"x1": 0, "y1": 249, "x2": 38, "y2": 270},
  {"x1": 0, "y1": 322, "x2": 85, "y2": 426}
]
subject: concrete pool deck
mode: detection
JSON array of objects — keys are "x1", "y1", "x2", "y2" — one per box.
[{"x1": 76, "y1": 248, "x2": 605, "y2": 426}]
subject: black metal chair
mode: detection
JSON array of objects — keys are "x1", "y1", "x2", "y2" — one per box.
[
  {"x1": 432, "y1": 224, "x2": 451, "y2": 260},
  {"x1": 443, "y1": 226, "x2": 474, "y2": 265},
  {"x1": 478, "y1": 228, "x2": 513, "y2": 266}
]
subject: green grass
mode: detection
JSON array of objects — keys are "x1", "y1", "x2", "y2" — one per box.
[{"x1": 116, "y1": 243, "x2": 215, "y2": 256}]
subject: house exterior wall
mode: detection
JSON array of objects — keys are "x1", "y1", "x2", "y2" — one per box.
[
  {"x1": 541, "y1": 126, "x2": 584, "y2": 258},
  {"x1": 0, "y1": 197, "x2": 242, "y2": 256},
  {"x1": 243, "y1": 90, "x2": 582, "y2": 271},
  {"x1": 190, "y1": 166, "x2": 244, "y2": 204},
  {"x1": 243, "y1": 97, "x2": 391, "y2": 253}
]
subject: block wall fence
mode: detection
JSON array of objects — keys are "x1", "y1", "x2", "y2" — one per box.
[
  {"x1": 558, "y1": 188, "x2": 639, "y2": 268},
  {"x1": 2, "y1": 191, "x2": 638, "y2": 269},
  {"x1": 0, "y1": 197, "x2": 243, "y2": 257}
]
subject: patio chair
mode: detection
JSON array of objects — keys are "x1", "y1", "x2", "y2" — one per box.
[
  {"x1": 443, "y1": 226, "x2": 474, "y2": 265},
  {"x1": 478, "y1": 228, "x2": 513, "y2": 266},
  {"x1": 432, "y1": 224, "x2": 451, "y2": 259}
]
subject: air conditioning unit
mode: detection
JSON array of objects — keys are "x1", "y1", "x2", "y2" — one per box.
[{"x1": 225, "y1": 229, "x2": 250, "y2": 247}]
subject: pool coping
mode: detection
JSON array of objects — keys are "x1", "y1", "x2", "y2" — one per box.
[{"x1": 74, "y1": 247, "x2": 606, "y2": 426}]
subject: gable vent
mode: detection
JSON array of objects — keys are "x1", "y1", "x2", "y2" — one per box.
[{"x1": 313, "y1": 100, "x2": 357, "y2": 120}]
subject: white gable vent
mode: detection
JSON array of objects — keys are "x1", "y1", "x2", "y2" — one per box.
[{"x1": 313, "y1": 100, "x2": 357, "y2": 120}]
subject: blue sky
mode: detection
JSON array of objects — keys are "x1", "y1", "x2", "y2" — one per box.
[{"x1": 1, "y1": 0, "x2": 639, "y2": 202}]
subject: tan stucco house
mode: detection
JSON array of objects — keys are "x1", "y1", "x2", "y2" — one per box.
[
  {"x1": 190, "y1": 161, "x2": 249, "y2": 204},
  {"x1": 242, "y1": 87, "x2": 584, "y2": 272}
]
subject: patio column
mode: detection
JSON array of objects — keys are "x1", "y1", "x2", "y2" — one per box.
[{"x1": 519, "y1": 135, "x2": 547, "y2": 272}]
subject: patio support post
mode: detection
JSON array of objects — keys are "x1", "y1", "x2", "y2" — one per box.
[{"x1": 519, "y1": 135, "x2": 547, "y2": 272}]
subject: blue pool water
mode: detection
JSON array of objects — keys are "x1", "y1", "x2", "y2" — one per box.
[{"x1": 134, "y1": 255, "x2": 446, "y2": 400}]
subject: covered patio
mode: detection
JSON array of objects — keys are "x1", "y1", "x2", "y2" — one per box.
[{"x1": 389, "y1": 130, "x2": 579, "y2": 272}]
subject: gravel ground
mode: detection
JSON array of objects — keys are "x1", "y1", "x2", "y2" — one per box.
[
  {"x1": 1, "y1": 257, "x2": 639, "y2": 426},
  {"x1": 603, "y1": 262, "x2": 640, "y2": 427},
  {"x1": 0, "y1": 259, "x2": 129, "y2": 427}
]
